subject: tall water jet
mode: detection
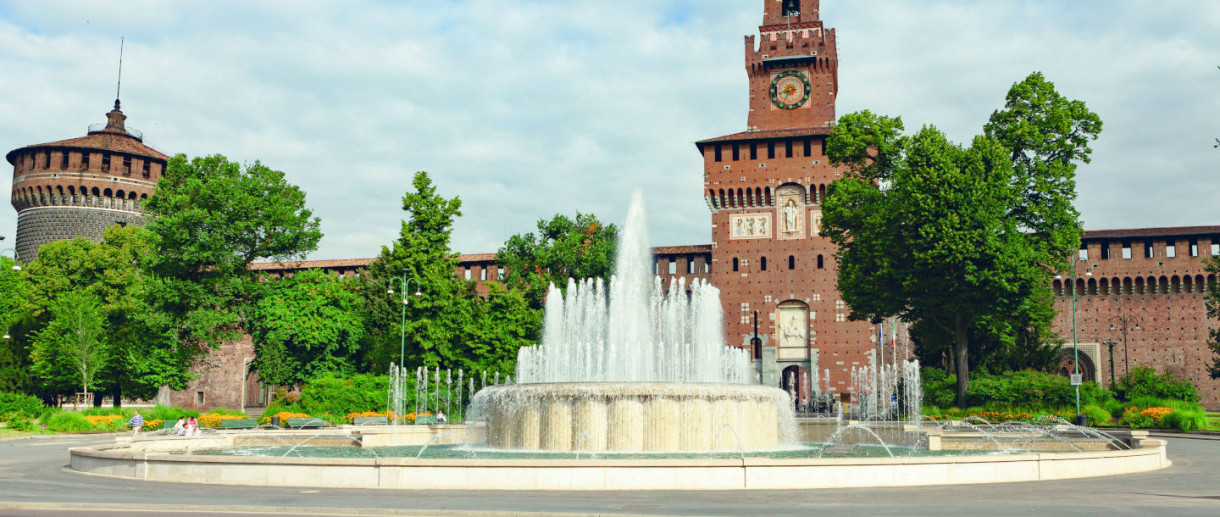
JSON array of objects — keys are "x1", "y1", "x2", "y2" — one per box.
[{"x1": 471, "y1": 191, "x2": 793, "y2": 452}]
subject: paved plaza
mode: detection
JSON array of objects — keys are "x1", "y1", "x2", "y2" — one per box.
[{"x1": 0, "y1": 434, "x2": 1218, "y2": 516}]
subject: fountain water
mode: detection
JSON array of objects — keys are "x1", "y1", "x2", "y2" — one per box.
[{"x1": 470, "y1": 191, "x2": 793, "y2": 452}]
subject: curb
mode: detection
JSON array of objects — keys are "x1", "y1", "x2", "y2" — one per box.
[{"x1": 0, "y1": 502, "x2": 637, "y2": 517}]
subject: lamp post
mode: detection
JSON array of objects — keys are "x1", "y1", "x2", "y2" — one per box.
[
  {"x1": 386, "y1": 274, "x2": 422, "y2": 368},
  {"x1": 1102, "y1": 339, "x2": 1118, "y2": 387},
  {"x1": 1055, "y1": 256, "x2": 1091, "y2": 425},
  {"x1": 0, "y1": 235, "x2": 21, "y2": 271},
  {"x1": 1108, "y1": 315, "x2": 1141, "y2": 377}
]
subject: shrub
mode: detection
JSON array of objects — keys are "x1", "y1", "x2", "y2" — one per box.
[
  {"x1": 80, "y1": 407, "x2": 125, "y2": 416},
  {"x1": 46, "y1": 412, "x2": 93, "y2": 433},
  {"x1": 0, "y1": 392, "x2": 45, "y2": 419},
  {"x1": 920, "y1": 368, "x2": 957, "y2": 408},
  {"x1": 1112, "y1": 367, "x2": 1198, "y2": 403},
  {"x1": 2, "y1": 412, "x2": 35, "y2": 432},
  {"x1": 37, "y1": 407, "x2": 61, "y2": 425},
  {"x1": 1162, "y1": 408, "x2": 1208, "y2": 433},
  {"x1": 1082, "y1": 404, "x2": 1112, "y2": 426},
  {"x1": 144, "y1": 405, "x2": 199, "y2": 423},
  {"x1": 297, "y1": 374, "x2": 389, "y2": 424},
  {"x1": 964, "y1": 370, "x2": 1087, "y2": 408}
]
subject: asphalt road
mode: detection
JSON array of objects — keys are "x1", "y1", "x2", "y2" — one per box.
[{"x1": 1, "y1": 433, "x2": 1218, "y2": 516}]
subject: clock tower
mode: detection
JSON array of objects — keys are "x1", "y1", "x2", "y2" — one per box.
[{"x1": 696, "y1": 0, "x2": 873, "y2": 405}]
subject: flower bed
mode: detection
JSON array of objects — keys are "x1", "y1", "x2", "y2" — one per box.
[
  {"x1": 259, "y1": 411, "x2": 310, "y2": 426},
  {"x1": 199, "y1": 413, "x2": 251, "y2": 428}
]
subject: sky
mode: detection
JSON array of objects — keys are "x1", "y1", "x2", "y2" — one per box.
[{"x1": 0, "y1": 0, "x2": 1216, "y2": 261}]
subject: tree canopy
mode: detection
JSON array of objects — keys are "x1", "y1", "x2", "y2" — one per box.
[
  {"x1": 141, "y1": 154, "x2": 322, "y2": 389},
  {"x1": 497, "y1": 212, "x2": 617, "y2": 310},
  {"x1": 247, "y1": 268, "x2": 366, "y2": 387},
  {"x1": 823, "y1": 72, "x2": 1101, "y2": 406},
  {"x1": 363, "y1": 172, "x2": 537, "y2": 374}
]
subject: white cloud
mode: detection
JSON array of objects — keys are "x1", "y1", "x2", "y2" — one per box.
[{"x1": 1, "y1": 0, "x2": 1217, "y2": 259}]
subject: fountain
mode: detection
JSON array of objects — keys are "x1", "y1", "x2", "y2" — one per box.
[
  {"x1": 469, "y1": 191, "x2": 792, "y2": 452},
  {"x1": 66, "y1": 190, "x2": 1171, "y2": 490}
]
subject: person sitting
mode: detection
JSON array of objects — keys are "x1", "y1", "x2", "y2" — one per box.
[
  {"x1": 436, "y1": 410, "x2": 447, "y2": 423},
  {"x1": 127, "y1": 410, "x2": 144, "y2": 438},
  {"x1": 172, "y1": 417, "x2": 186, "y2": 436}
]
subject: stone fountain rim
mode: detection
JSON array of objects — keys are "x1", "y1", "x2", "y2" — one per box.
[{"x1": 68, "y1": 433, "x2": 1171, "y2": 490}]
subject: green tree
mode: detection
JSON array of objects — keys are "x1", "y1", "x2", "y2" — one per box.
[
  {"x1": 0, "y1": 255, "x2": 31, "y2": 393},
  {"x1": 142, "y1": 154, "x2": 322, "y2": 390},
  {"x1": 30, "y1": 291, "x2": 108, "y2": 399},
  {"x1": 247, "y1": 268, "x2": 366, "y2": 387},
  {"x1": 823, "y1": 72, "x2": 1101, "y2": 406},
  {"x1": 21, "y1": 226, "x2": 162, "y2": 402},
  {"x1": 497, "y1": 213, "x2": 618, "y2": 309},
  {"x1": 364, "y1": 172, "x2": 535, "y2": 375},
  {"x1": 364, "y1": 171, "x2": 477, "y2": 371}
]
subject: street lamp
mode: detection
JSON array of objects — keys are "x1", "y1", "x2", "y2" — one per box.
[
  {"x1": 386, "y1": 274, "x2": 422, "y2": 368},
  {"x1": 1108, "y1": 315, "x2": 1141, "y2": 377},
  {"x1": 0, "y1": 236, "x2": 20, "y2": 270},
  {"x1": 1102, "y1": 339, "x2": 1118, "y2": 386},
  {"x1": 1054, "y1": 256, "x2": 1091, "y2": 425}
]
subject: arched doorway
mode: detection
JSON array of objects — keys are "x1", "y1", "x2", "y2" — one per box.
[
  {"x1": 781, "y1": 364, "x2": 810, "y2": 412},
  {"x1": 1057, "y1": 349, "x2": 1097, "y2": 383}
]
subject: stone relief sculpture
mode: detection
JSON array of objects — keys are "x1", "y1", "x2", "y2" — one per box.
[{"x1": 779, "y1": 307, "x2": 807, "y2": 348}]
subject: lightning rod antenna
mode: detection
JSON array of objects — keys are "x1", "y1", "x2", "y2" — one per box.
[{"x1": 115, "y1": 37, "x2": 124, "y2": 105}]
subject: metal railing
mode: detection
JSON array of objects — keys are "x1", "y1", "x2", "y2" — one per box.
[{"x1": 87, "y1": 123, "x2": 144, "y2": 141}]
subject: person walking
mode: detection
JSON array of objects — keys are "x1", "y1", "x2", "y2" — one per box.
[{"x1": 127, "y1": 410, "x2": 144, "y2": 438}]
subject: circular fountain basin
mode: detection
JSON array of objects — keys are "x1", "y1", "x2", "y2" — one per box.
[
  {"x1": 67, "y1": 427, "x2": 1170, "y2": 490},
  {"x1": 470, "y1": 382, "x2": 793, "y2": 452}
]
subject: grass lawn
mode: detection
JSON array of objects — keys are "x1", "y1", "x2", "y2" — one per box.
[
  {"x1": 0, "y1": 428, "x2": 37, "y2": 439},
  {"x1": 1207, "y1": 412, "x2": 1220, "y2": 431}
]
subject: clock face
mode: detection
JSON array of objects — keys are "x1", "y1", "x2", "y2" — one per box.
[{"x1": 770, "y1": 70, "x2": 811, "y2": 110}]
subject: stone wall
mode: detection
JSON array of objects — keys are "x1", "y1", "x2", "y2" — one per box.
[
  {"x1": 14, "y1": 207, "x2": 145, "y2": 262},
  {"x1": 169, "y1": 335, "x2": 257, "y2": 412}
]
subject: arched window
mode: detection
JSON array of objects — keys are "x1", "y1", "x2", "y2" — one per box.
[
  {"x1": 732, "y1": 258, "x2": 739, "y2": 272},
  {"x1": 817, "y1": 255, "x2": 824, "y2": 269},
  {"x1": 91, "y1": 187, "x2": 100, "y2": 196},
  {"x1": 765, "y1": 187, "x2": 772, "y2": 206},
  {"x1": 788, "y1": 255, "x2": 795, "y2": 269},
  {"x1": 761, "y1": 257, "x2": 767, "y2": 271}
]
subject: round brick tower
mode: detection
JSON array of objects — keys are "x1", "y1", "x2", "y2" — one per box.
[{"x1": 6, "y1": 100, "x2": 168, "y2": 262}]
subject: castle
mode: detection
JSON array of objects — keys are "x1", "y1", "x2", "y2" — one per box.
[{"x1": 8, "y1": 0, "x2": 1219, "y2": 410}]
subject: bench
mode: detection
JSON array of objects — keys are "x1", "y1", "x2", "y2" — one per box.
[
  {"x1": 352, "y1": 416, "x2": 388, "y2": 426},
  {"x1": 413, "y1": 415, "x2": 437, "y2": 425},
  {"x1": 220, "y1": 418, "x2": 258, "y2": 429},
  {"x1": 287, "y1": 417, "x2": 326, "y2": 429}
]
